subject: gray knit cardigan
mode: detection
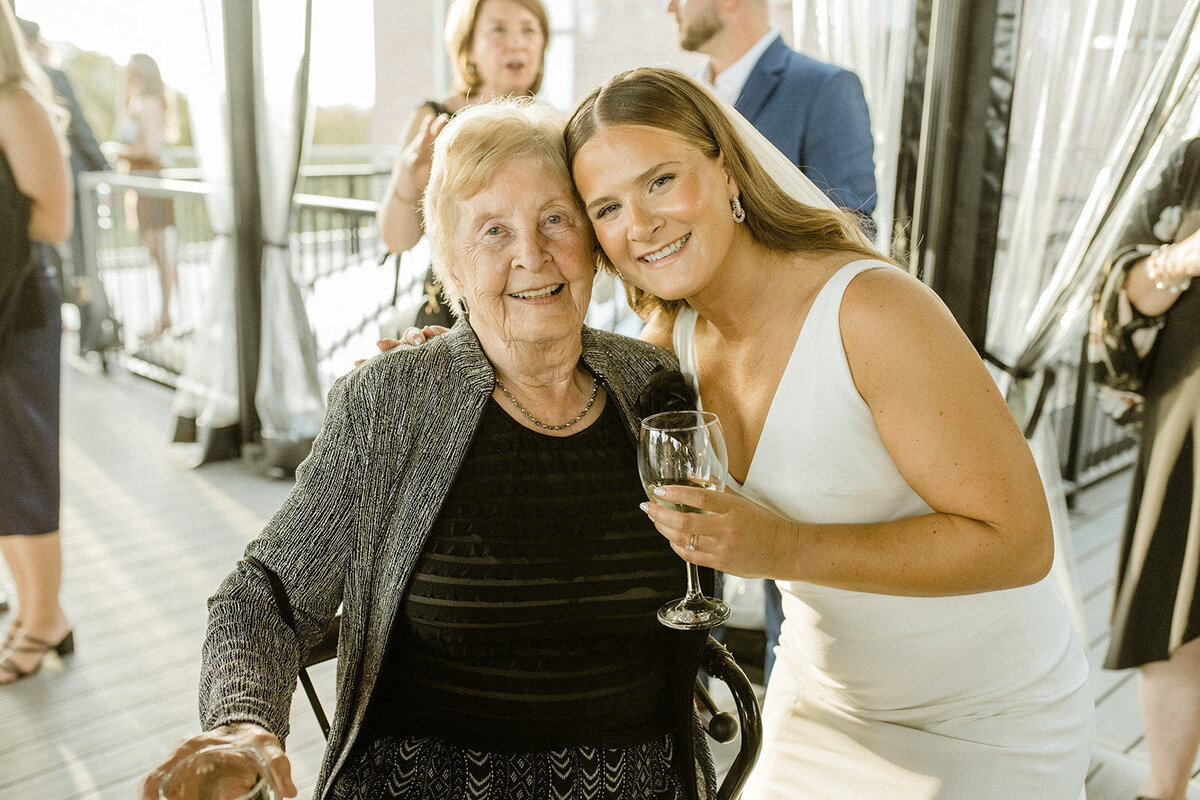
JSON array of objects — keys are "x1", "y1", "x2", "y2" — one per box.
[{"x1": 198, "y1": 321, "x2": 716, "y2": 799}]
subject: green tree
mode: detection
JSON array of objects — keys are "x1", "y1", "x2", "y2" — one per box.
[
  {"x1": 58, "y1": 46, "x2": 120, "y2": 142},
  {"x1": 311, "y1": 104, "x2": 372, "y2": 148}
]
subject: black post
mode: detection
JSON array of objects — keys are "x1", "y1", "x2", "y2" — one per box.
[
  {"x1": 224, "y1": 0, "x2": 263, "y2": 446},
  {"x1": 894, "y1": 0, "x2": 1023, "y2": 351}
]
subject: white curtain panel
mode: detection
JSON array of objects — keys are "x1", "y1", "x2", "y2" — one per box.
[
  {"x1": 252, "y1": 0, "x2": 325, "y2": 466},
  {"x1": 989, "y1": 0, "x2": 1199, "y2": 371},
  {"x1": 988, "y1": 0, "x2": 1199, "y2": 643},
  {"x1": 171, "y1": 0, "x2": 241, "y2": 457},
  {"x1": 792, "y1": 0, "x2": 914, "y2": 255}
]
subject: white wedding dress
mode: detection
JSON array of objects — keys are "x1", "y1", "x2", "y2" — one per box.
[{"x1": 674, "y1": 260, "x2": 1094, "y2": 799}]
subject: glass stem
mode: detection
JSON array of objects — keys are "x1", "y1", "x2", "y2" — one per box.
[{"x1": 684, "y1": 562, "x2": 705, "y2": 602}]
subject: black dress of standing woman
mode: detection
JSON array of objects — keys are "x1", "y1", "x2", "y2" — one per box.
[
  {"x1": 1094, "y1": 136, "x2": 1200, "y2": 800},
  {"x1": 0, "y1": 0, "x2": 73, "y2": 684}
]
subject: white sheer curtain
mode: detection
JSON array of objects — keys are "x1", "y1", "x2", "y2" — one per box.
[
  {"x1": 253, "y1": 0, "x2": 324, "y2": 473},
  {"x1": 989, "y1": 0, "x2": 1196, "y2": 369},
  {"x1": 792, "y1": 0, "x2": 915, "y2": 254},
  {"x1": 171, "y1": 0, "x2": 241, "y2": 465},
  {"x1": 986, "y1": 0, "x2": 1199, "y2": 639}
]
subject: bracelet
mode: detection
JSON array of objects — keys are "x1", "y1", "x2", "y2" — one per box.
[{"x1": 1145, "y1": 244, "x2": 1192, "y2": 294}]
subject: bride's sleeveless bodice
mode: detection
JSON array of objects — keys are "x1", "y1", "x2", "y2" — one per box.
[{"x1": 673, "y1": 260, "x2": 1092, "y2": 799}]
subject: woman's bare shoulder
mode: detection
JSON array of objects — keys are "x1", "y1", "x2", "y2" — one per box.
[
  {"x1": 838, "y1": 260, "x2": 984, "y2": 398},
  {"x1": 0, "y1": 84, "x2": 54, "y2": 148},
  {"x1": 0, "y1": 84, "x2": 42, "y2": 121},
  {"x1": 840, "y1": 262, "x2": 946, "y2": 328}
]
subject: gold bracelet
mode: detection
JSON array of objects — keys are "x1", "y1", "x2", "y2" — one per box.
[{"x1": 1145, "y1": 244, "x2": 1191, "y2": 294}]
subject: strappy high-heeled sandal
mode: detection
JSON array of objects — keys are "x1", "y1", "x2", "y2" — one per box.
[
  {"x1": 0, "y1": 630, "x2": 74, "y2": 684},
  {"x1": 1, "y1": 622, "x2": 23, "y2": 651}
]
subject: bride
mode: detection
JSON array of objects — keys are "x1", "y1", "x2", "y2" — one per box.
[{"x1": 565, "y1": 67, "x2": 1094, "y2": 799}]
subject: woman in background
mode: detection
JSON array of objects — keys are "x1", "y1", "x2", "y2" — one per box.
[
  {"x1": 116, "y1": 52, "x2": 175, "y2": 339},
  {"x1": 0, "y1": 0, "x2": 73, "y2": 684},
  {"x1": 1093, "y1": 137, "x2": 1200, "y2": 800},
  {"x1": 377, "y1": 0, "x2": 549, "y2": 328}
]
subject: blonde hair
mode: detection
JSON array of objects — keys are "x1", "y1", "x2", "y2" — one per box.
[
  {"x1": 0, "y1": 4, "x2": 67, "y2": 143},
  {"x1": 424, "y1": 97, "x2": 582, "y2": 317},
  {"x1": 444, "y1": 0, "x2": 549, "y2": 97},
  {"x1": 565, "y1": 67, "x2": 882, "y2": 318}
]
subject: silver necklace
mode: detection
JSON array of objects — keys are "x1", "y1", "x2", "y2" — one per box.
[{"x1": 495, "y1": 375, "x2": 599, "y2": 431}]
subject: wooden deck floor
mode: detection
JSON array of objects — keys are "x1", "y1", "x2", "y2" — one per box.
[{"x1": 0, "y1": 351, "x2": 1198, "y2": 799}]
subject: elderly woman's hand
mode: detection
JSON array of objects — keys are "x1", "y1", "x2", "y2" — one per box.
[
  {"x1": 640, "y1": 484, "x2": 798, "y2": 580},
  {"x1": 139, "y1": 722, "x2": 297, "y2": 800}
]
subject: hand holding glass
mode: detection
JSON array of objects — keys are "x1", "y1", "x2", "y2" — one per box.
[
  {"x1": 159, "y1": 744, "x2": 278, "y2": 800},
  {"x1": 639, "y1": 410, "x2": 732, "y2": 630}
]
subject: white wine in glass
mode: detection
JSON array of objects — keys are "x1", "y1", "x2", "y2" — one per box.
[
  {"x1": 639, "y1": 410, "x2": 732, "y2": 630},
  {"x1": 159, "y1": 744, "x2": 278, "y2": 800}
]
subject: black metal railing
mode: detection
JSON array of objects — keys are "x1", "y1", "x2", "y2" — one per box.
[
  {"x1": 76, "y1": 165, "x2": 1131, "y2": 494},
  {"x1": 75, "y1": 168, "x2": 401, "y2": 391}
]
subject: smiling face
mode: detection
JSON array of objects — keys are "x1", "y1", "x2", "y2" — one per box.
[
  {"x1": 468, "y1": 0, "x2": 546, "y2": 99},
  {"x1": 449, "y1": 156, "x2": 593, "y2": 349},
  {"x1": 572, "y1": 124, "x2": 740, "y2": 304}
]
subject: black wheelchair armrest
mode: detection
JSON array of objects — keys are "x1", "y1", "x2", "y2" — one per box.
[{"x1": 698, "y1": 635, "x2": 763, "y2": 800}]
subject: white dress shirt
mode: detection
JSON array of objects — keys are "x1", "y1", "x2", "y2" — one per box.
[{"x1": 698, "y1": 27, "x2": 781, "y2": 106}]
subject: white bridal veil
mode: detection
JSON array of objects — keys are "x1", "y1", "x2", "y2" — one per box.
[{"x1": 697, "y1": 78, "x2": 845, "y2": 218}]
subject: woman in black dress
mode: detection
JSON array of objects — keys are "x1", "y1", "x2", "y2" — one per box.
[
  {"x1": 1094, "y1": 137, "x2": 1200, "y2": 800},
  {"x1": 0, "y1": 0, "x2": 73, "y2": 684}
]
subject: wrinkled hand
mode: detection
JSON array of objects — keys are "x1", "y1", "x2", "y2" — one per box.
[
  {"x1": 139, "y1": 722, "x2": 296, "y2": 800},
  {"x1": 640, "y1": 484, "x2": 797, "y2": 580}
]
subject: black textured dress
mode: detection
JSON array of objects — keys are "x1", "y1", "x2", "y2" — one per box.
[
  {"x1": 331, "y1": 398, "x2": 699, "y2": 799},
  {"x1": 0, "y1": 149, "x2": 60, "y2": 537}
]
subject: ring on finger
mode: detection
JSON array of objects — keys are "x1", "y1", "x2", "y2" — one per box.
[{"x1": 686, "y1": 533, "x2": 698, "y2": 552}]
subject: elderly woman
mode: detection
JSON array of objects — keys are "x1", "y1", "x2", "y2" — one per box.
[{"x1": 141, "y1": 99, "x2": 717, "y2": 800}]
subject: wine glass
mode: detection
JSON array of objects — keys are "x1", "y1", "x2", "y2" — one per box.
[
  {"x1": 639, "y1": 410, "x2": 732, "y2": 630},
  {"x1": 159, "y1": 744, "x2": 278, "y2": 800}
]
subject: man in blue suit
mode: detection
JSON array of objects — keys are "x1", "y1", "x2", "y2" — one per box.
[
  {"x1": 668, "y1": 0, "x2": 877, "y2": 684},
  {"x1": 668, "y1": 0, "x2": 876, "y2": 222}
]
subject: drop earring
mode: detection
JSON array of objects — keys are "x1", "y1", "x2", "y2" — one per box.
[{"x1": 731, "y1": 196, "x2": 746, "y2": 223}]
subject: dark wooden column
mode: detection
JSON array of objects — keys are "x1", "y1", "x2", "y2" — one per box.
[
  {"x1": 892, "y1": 0, "x2": 1024, "y2": 351},
  {"x1": 224, "y1": 0, "x2": 263, "y2": 446}
]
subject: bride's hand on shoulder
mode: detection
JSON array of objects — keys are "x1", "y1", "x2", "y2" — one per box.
[{"x1": 353, "y1": 325, "x2": 450, "y2": 367}]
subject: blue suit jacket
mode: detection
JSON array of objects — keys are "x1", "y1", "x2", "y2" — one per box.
[{"x1": 735, "y1": 36, "x2": 876, "y2": 218}]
